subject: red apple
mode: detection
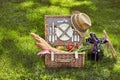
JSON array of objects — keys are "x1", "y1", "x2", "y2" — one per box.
[{"x1": 67, "y1": 44, "x2": 74, "y2": 51}]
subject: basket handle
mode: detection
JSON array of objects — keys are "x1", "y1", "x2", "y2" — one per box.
[{"x1": 55, "y1": 58, "x2": 75, "y2": 62}]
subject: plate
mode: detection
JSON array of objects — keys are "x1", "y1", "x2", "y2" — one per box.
[{"x1": 55, "y1": 23, "x2": 73, "y2": 41}]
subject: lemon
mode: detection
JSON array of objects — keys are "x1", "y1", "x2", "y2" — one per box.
[{"x1": 56, "y1": 46, "x2": 66, "y2": 51}]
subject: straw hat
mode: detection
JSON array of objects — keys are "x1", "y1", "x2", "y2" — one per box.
[{"x1": 71, "y1": 12, "x2": 91, "y2": 37}]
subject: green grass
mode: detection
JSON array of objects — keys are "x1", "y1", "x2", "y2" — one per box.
[{"x1": 0, "y1": 0, "x2": 120, "y2": 80}]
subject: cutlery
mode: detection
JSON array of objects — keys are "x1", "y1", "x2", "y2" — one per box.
[
  {"x1": 74, "y1": 30, "x2": 77, "y2": 41},
  {"x1": 49, "y1": 27, "x2": 52, "y2": 42},
  {"x1": 52, "y1": 22, "x2": 55, "y2": 43},
  {"x1": 74, "y1": 35, "x2": 77, "y2": 41},
  {"x1": 48, "y1": 35, "x2": 51, "y2": 42},
  {"x1": 54, "y1": 27, "x2": 57, "y2": 41},
  {"x1": 57, "y1": 19, "x2": 68, "y2": 23},
  {"x1": 72, "y1": 35, "x2": 74, "y2": 42},
  {"x1": 77, "y1": 35, "x2": 80, "y2": 42},
  {"x1": 55, "y1": 34, "x2": 57, "y2": 40}
]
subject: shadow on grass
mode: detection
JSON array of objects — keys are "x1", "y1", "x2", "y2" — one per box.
[
  {"x1": 0, "y1": 0, "x2": 45, "y2": 37},
  {"x1": 1, "y1": 36, "x2": 44, "y2": 70}
]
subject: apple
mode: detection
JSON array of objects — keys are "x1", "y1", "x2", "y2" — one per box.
[{"x1": 67, "y1": 44, "x2": 74, "y2": 51}]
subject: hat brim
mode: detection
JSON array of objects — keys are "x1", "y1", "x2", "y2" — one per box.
[
  {"x1": 71, "y1": 14, "x2": 88, "y2": 37},
  {"x1": 78, "y1": 13, "x2": 91, "y2": 28},
  {"x1": 75, "y1": 14, "x2": 89, "y2": 31},
  {"x1": 71, "y1": 14, "x2": 86, "y2": 32}
]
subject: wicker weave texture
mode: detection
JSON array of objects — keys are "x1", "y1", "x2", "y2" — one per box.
[{"x1": 45, "y1": 52, "x2": 85, "y2": 67}]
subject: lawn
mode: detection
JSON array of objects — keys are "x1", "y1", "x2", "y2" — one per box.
[{"x1": 0, "y1": 0, "x2": 120, "y2": 80}]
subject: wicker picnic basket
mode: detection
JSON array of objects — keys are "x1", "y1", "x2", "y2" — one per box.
[{"x1": 45, "y1": 15, "x2": 85, "y2": 67}]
